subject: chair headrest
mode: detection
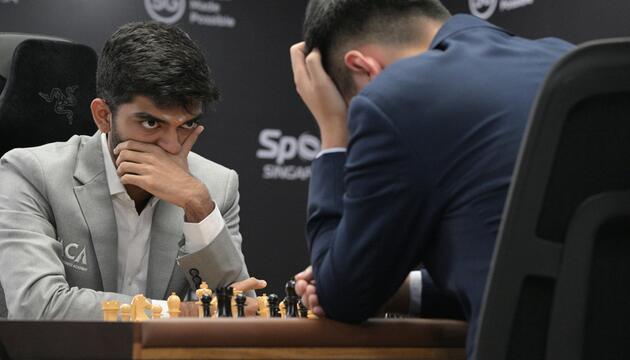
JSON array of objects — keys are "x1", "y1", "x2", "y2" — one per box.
[{"x1": 0, "y1": 33, "x2": 97, "y2": 156}]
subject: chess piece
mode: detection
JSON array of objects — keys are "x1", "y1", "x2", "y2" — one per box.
[
  {"x1": 130, "y1": 294, "x2": 152, "y2": 321},
  {"x1": 189, "y1": 268, "x2": 203, "y2": 289},
  {"x1": 279, "y1": 300, "x2": 287, "y2": 318},
  {"x1": 284, "y1": 280, "x2": 299, "y2": 318},
  {"x1": 196, "y1": 283, "x2": 212, "y2": 318},
  {"x1": 268, "y1": 294, "x2": 281, "y2": 318},
  {"x1": 120, "y1": 304, "x2": 132, "y2": 322},
  {"x1": 167, "y1": 292, "x2": 181, "y2": 318},
  {"x1": 211, "y1": 295, "x2": 218, "y2": 318},
  {"x1": 199, "y1": 281, "x2": 210, "y2": 293},
  {"x1": 216, "y1": 287, "x2": 233, "y2": 318},
  {"x1": 235, "y1": 293, "x2": 247, "y2": 318},
  {"x1": 201, "y1": 294, "x2": 212, "y2": 317},
  {"x1": 152, "y1": 304, "x2": 163, "y2": 319},
  {"x1": 257, "y1": 294, "x2": 269, "y2": 318},
  {"x1": 215, "y1": 287, "x2": 225, "y2": 317},
  {"x1": 226, "y1": 287, "x2": 234, "y2": 317},
  {"x1": 298, "y1": 300, "x2": 308, "y2": 318},
  {"x1": 102, "y1": 300, "x2": 120, "y2": 321},
  {"x1": 231, "y1": 289, "x2": 243, "y2": 318}
]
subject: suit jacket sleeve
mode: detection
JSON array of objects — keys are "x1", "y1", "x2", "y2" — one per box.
[
  {"x1": 0, "y1": 150, "x2": 132, "y2": 320},
  {"x1": 307, "y1": 95, "x2": 443, "y2": 323},
  {"x1": 420, "y1": 269, "x2": 465, "y2": 319},
  {"x1": 177, "y1": 169, "x2": 254, "y2": 297}
]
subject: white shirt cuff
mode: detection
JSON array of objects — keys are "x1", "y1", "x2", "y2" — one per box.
[
  {"x1": 151, "y1": 299, "x2": 170, "y2": 318},
  {"x1": 316, "y1": 147, "x2": 347, "y2": 159},
  {"x1": 182, "y1": 203, "x2": 225, "y2": 253},
  {"x1": 408, "y1": 270, "x2": 423, "y2": 315}
]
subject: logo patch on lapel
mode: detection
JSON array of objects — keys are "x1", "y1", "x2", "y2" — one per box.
[{"x1": 61, "y1": 240, "x2": 89, "y2": 272}]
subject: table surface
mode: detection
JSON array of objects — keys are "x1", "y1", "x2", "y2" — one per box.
[{"x1": 0, "y1": 317, "x2": 468, "y2": 359}]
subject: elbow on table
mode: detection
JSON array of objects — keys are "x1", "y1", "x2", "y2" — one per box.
[{"x1": 318, "y1": 284, "x2": 374, "y2": 324}]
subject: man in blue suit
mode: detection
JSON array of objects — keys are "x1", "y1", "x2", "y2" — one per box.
[{"x1": 290, "y1": 0, "x2": 573, "y2": 356}]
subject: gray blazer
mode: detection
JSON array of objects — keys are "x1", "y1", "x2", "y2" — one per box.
[{"x1": 0, "y1": 132, "x2": 251, "y2": 320}]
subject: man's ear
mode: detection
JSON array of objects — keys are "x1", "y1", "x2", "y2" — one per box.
[
  {"x1": 91, "y1": 98, "x2": 112, "y2": 133},
  {"x1": 343, "y1": 50, "x2": 383, "y2": 80}
]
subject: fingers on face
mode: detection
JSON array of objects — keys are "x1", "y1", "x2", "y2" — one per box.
[
  {"x1": 114, "y1": 140, "x2": 157, "y2": 155},
  {"x1": 181, "y1": 125, "x2": 204, "y2": 155},
  {"x1": 116, "y1": 161, "x2": 150, "y2": 177},
  {"x1": 120, "y1": 173, "x2": 147, "y2": 188},
  {"x1": 115, "y1": 148, "x2": 152, "y2": 167}
]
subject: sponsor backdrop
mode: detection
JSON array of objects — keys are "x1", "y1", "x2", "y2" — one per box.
[{"x1": 1, "y1": 0, "x2": 629, "y2": 296}]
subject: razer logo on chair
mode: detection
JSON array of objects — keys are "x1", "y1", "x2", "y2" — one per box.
[{"x1": 38, "y1": 85, "x2": 79, "y2": 125}]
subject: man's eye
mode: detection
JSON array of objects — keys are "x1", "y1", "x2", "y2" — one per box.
[
  {"x1": 181, "y1": 120, "x2": 199, "y2": 129},
  {"x1": 141, "y1": 120, "x2": 159, "y2": 129}
]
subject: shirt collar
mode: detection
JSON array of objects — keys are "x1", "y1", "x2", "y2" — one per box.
[{"x1": 429, "y1": 14, "x2": 511, "y2": 50}]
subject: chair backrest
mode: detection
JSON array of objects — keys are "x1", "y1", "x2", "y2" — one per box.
[
  {"x1": 0, "y1": 33, "x2": 97, "y2": 157},
  {"x1": 475, "y1": 38, "x2": 630, "y2": 360},
  {"x1": 0, "y1": 34, "x2": 98, "y2": 318}
]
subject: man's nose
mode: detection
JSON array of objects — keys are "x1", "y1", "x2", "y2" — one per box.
[{"x1": 158, "y1": 128, "x2": 182, "y2": 154}]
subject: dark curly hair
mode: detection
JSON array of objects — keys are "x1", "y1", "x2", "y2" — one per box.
[
  {"x1": 303, "y1": 0, "x2": 450, "y2": 97},
  {"x1": 97, "y1": 22, "x2": 220, "y2": 115}
]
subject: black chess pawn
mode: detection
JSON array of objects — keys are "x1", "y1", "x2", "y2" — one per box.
[
  {"x1": 284, "y1": 280, "x2": 299, "y2": 318},
  {"x1": 201, "y1": 293, "x2": 211, "y2": 317},
  {"x1": 268, "y1": 294, "x2": 281, "y2": 318},
  {"x1": 225, "y1": 286, "x2": 234, "y2": 317},
  {"x1": 235, "y1": 293, "x2": 247, "y2": 318},
  {"x1": 216, "y1": 286, "x2": 234, "y2": 317},
  {"x1": 298, "y1": 299, "x2": 308, "y2": 318},
  {"x1": 216, "y1": 287, "x2": 227, "y2": 317}
]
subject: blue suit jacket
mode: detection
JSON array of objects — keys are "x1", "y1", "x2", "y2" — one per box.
[{"x1": 306, "y1": 14, "x2": 573, "y2": 357}]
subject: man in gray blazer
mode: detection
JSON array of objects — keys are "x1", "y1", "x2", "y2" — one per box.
[{"x1": 0, "y1": 22, "x2": 263, "y2": 319}]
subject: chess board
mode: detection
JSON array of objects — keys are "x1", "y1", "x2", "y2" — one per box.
[{"x1": 102, "y1": 280, "x2": 317, "y2": 321}]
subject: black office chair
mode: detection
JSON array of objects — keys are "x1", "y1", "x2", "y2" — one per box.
[
  {"x1": 474, "y1": 38, "x2": 630, "y2": 360},
  {"x1": 0, "y1": 34, "x2": 98, "y2": 318},
  {"x1": 0, "y1": 33, "x2": 98, "y2": 156}
]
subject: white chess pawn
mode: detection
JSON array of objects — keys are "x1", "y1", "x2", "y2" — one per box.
[
  {"x1": 120, "y1": 304, "x2": 131, "y2": 322},
  {"x1": 152, "y1": 304, "x2": 163, "y2": 319}
]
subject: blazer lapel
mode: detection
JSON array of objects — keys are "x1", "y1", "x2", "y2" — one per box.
[
  {"x1": 145, "y1": 200, "x2": 184, "y2": 300},
  {"x1": 73, "y1": 132, "x2": 118, "y2": 292}
]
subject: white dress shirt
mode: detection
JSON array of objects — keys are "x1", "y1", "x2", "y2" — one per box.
[{"x1": 100, "y1": 134, "x2": 225, "y2": 314}]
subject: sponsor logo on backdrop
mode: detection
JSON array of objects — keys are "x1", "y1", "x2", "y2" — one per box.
[
  {"x1": 145, "y1": 0, "x2": 236, "y2": 28},
  {"x1": 256, "y1": 129, "x2": 321, "y2": 181},
  {"x1": 469, "y1": 0, "x2": 534, "y2": 19},
  {"x1": 144, "y1": 0, "x2": 186, "y2": 24},
  {"x1": 38, "y1": 85, "x2": 79, "y2": 125}
]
